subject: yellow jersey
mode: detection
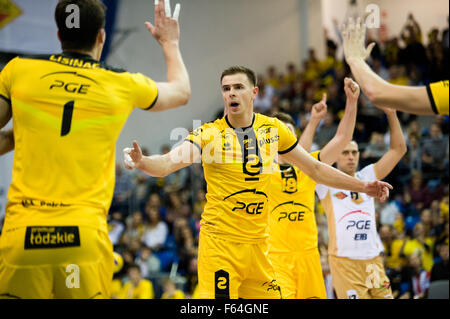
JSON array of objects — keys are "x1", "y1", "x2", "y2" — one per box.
[
  {"x1": 119, "y1": 280, "x2": 154, "y2": 299},
  {"x1": 427, "y1": 80, "x2": 449, "y2": 115},
  {"x1": 185, "y1": 113, "x2": 298, "y2": 243},
  {"x1": 268, "y1": 151, "x2": 320, "y2": 254},
  {"x1": 0, "y1": 52, "x2": 158, "y2": 230}
]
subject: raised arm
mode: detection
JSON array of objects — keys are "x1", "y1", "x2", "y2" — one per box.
[
  {"x1": 320, "y1": 78, "x2": 359, "y2": 165},
  {"x1": 341, "y1": 18, "x2": 436, "y2": 115},
  {"x1": 280, "y1": 144, "x2": 392, "y2": 201},
  {"x1": 145, "y1": 0, "x2": 190, "y2": 112},
  {"x1": 373, "y1": 108, "x2": 407, "y2": 180},
  {"x1": 124, "y1": 140, "x2": 200, "y2": 177},
  {"x1": 298, "y1": 93, "x2": 327, "y2": 152}
]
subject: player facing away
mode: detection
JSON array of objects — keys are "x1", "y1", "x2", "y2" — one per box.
[
  {"x1": 124, "y1": 66, "x2": 393, "y2": 299},
  {"x1": 268, "y1": 78, "x2": 360, "y2": 299},
  {"x1": 316, "y1": 108, "x2": 407, "y2": 299},
  {"x1": 341, "y1": 17, "x2": 448, "y2": 115},
  {"x1": 0, "y1": 0, "x2": 190, "y2": 299}
]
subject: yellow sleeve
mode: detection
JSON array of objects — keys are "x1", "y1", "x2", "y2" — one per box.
[
  {"x1": 129, "y1": 73, "x2": 159, "y2": 110},
  {"x1": 185, "y1": 122, "x2": 219, "y2": 153},
  {"x1": 275, "y1": 118, "x2": 298, "y2": 154},
  {"x1": 174, "y1": 290, "x2": 186, "y2": 299},
  {"x1": 138, "y1": 280, "x2": 154, "y2": 299},
  {"x1": 427, "y1": 81, "x2": 449, "y2": 115},
  {"x1": 0, "y1": 57, "x2": 18, "y2": 103},
  {"x1": 310, "y1": 150, "x2": 321, "y2": 161}
]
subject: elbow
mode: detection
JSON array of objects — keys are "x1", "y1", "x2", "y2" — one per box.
[
  {"x1": 177, "y1": 87, "x2": 191, "y2": 107},
  {"x1": 365, "y1": 85, "x2": 381, "y2": 105},
  {"x1": 310, "y1": 161, "x2": 323, "y2": 184}
]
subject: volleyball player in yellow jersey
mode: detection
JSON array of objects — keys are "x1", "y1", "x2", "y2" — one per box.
[
  {"x1": 341, "y1": 17, "x2": 449, "y2": 115},
  {"x1": 0, "y1": 0, "x2": 190, "y2": 299},
  {"x1": 268, "y1": 78, "x2": 360, "y2": 299},
  {"x1": 124, "y1": 66, "x2": 392, "y2": 299}
]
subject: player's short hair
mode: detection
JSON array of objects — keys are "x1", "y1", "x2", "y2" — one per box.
[
  {"x1": 221, "y1": 66, "x2": 257, "y2": 87},
  {"x1": 55, "y1": 0, "x2": 106, "y2": 52},
  {"x1": 273, "y1": 112, "x2": 296, "y2": 128}
]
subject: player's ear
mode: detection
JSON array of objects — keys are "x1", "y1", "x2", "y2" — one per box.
[
  {"x1": 57, "y1": 30, "x2": 61, "y2": 42},
  {"x1": 98, "y1": 28, "x2": 106, "y2": 45},
  {"x1": 252, "y1": 86, "x2": 259, "y2": 100}
]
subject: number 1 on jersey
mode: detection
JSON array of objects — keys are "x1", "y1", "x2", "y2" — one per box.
[{"x1": 61, "y1": 101, "x2": 74, "y2": 137}]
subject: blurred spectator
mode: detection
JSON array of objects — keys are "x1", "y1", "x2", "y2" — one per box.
[
  {"x1": 121, "y1": 211, "x2": 145, "y2": 248},
  {"x1": 403, "y1": 222, "x2": 435, "y2": 272},
  {"x1": 254, "y1": 76, "x2": 275, "y2": 114},
  {"x1": 108, "y1": 211, "x2": 125, "y2": 247},
  {"x1": 110, "y1": 163, "x2": 135, "y2": 216},
  {"x1": 379, "y1": 201, "x2": 401, "y2": 226},
  {"x1": 362, "y1": 132, "x2": 388, "y2": 162},
  {"x1": 406, "y1": 133, "x2": 422, "y2": 172},
  {"x1": 119, "y1": 264, "x2": 154, "y2": 299},
  {"x1": 135, "y1": 245, "x2": 161, "y2": 278},
  {"x1": 430, "y1": 242, "x2": 449, "y2": 282},
  {"x1": 185, "y1": 257, "x2": 199, "y2": 299},
  {"x1": 173, "y1": 218, "x2": 197, "y2": 274},
  {"x1": 420, "y1": 209, "x2": 433, "y2": 237},
  {"x1": 161, "y1": 276, "x2": 185, "y2": 299},
  {"x1": 421, "y1": 123, "x2": 448, "y2": 178},
  {"x1": 266, "y1": 65, "x2": 280, "y2": 90},
  {"x1": 315, "y1": 112, "x2": 337, "y2": 148},
  {"x1": 142, "y1": 206, "x2": 169, "y2": 251},
  {"x1": 407, "y1": 170, "x2": 431, "y2": 210},
  {"x1": 399, "y1": 251, "x2": 430, "y2": 299}
]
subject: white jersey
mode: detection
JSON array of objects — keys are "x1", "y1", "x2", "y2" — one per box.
[{"x1": 316, "y1": 165, "x2": 383, "y2": 260}]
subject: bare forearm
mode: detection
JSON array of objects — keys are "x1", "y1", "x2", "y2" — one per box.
[
  {"x1": 299, "y1": 117, "x2": 320, "y2": 151},
  {"x1": 386, "y1": 113, "x2": 407, "y2": 155},
  {"x1": 0, "y1": 129, "x2": 14, "y2": 155},
  {"x1": 347, "y1": 59, "x2": 432, "y2": 115},
  {"x1": 162, "y1": 42, "x2": 190, "y2": 103},
  {"x1": 314, "y1": 161, "x2": 366, "y2": 193},
  {"x1": 136, "y1": 154, "x2": 171, "y2": 177}
]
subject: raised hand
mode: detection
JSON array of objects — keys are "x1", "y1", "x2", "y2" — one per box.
[
  {"x1": 343, "y1": 77, "x2": 360, "y2": 103},
  {"x1": 123, "y1": 141, "x2": 144, "y2": 170},
  {"x1": 311, "y1": 93, "x2": 328, "y2": 121},
  {"x1": 341, "y1": 17, "x2": 376, "y2": 63},
  {"x1": 145, "y1": 0, "x2": 181, "y2": 45}
]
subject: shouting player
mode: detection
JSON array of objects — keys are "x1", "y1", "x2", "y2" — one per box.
[
  {"x1": 124, "y1": 66, "x2": 392, "y2": 299},
  {"x1": 0, "y1": 0, "x2": 190, "y2": 298}
]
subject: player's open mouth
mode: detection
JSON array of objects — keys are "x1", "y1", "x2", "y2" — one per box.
[{"x1": 230, "y1": 102, "x2": 240, "y2": 108}]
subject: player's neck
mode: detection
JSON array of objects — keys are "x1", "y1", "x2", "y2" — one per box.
[
  {"x1": 339, "y1": 168, "x2": 356, "y2": 177},
  {"x1": 63, "y1": 49, "x2": 99, "y2": 61},
  {"x1": 226, "y1": 112, "x2": 255, "y2": 129}
]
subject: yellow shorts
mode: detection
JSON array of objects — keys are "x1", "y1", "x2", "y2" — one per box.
[
  {"x1": 329, "y1": 255, "x2": 393, "y2": 299},
  {"x1": 197, "y1": 231, "x2": 281, "y2": 299},
  {"x1": 0, "y1": 224, "x2": 113, "y2": 299},
  {"x1": 269, "y1": 249, "x2": 326, "y2": 299}
]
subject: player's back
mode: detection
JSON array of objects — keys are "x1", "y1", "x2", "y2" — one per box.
[{"x1": 1, "y1": 52, "x2": 158, "y2": 229}]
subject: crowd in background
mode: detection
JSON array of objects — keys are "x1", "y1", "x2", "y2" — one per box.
[
  {"x1": 108, "y1": 14, "x2": 449, "y2": 299},
  {"x1": 0, "y1": 14, "x2": 446, "y2": 299}
]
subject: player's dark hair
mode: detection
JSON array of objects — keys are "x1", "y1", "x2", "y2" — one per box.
[
  {"x1": 221, "y1": 66, "x2": 257, "y2": 87},
  {"x1": 55, "y1": 0, "x2": 106, "y2": 52},
  {"x1": 273, "y1": 112, "x2": 296, "y2": 128}
]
